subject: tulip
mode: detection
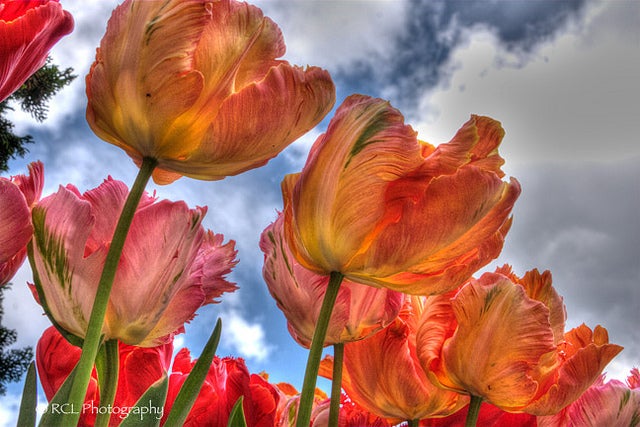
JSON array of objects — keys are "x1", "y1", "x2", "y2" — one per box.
[
  {"x1": 164, "y1": 348, "x2": 281, "y2": 427},
  {"x1": 538, "y1": 370, "x2": 640, "y2": 427},
  {"x1": 86, "y1": 0, "x2": 335, "y2": 185},
  {"x1": 29, "y1": 177, "x2": 237, "y2": 346},
  {"x1": 0, "y1": 0, "x2": 73, "y2": 102},
  {"x1": 282, "y1": 94, "x2": 520, "y2": 295},
  {"x1": 36, "y1": 326, "x2": 173, "y2": 426},
  {"x1": 320, "y1": 297, "x2": 467, "y2": 424},
  {"x1": 417, "y1": 266, "x2": 624, "y2": 417},
  {"x1": 260, "y1": 211, "x2": 403, "y2": 347},
  {"x1": 0, "y1": 161, "x2": 43, "y2": 286}
]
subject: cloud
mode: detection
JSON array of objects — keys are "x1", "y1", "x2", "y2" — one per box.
[
  {"x1": 221, "y1": 310, "x2": 273, "y2": 362},
  {"x1": 412, "y1": 1, "x2": 640, "y2": 165}
]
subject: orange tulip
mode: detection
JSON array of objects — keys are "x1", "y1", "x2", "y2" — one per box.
[
  {"x1": 0, "y1": 0, "x2": 73, "y2": 102},
  {"x1": 282, "y1": 94, "x2": 520, "y2": 295},
  {"x1": 417, "y1": 266, "x2": 623, "y2": 415},
  {"x1": 260, "y1": 212, "x2": 403, "y2": 347},
  {"x1": 320, "y1": 297, "x2": 467, "y2": 423},
  {"x1": 86, "y1": 0, "x2": 335, "y2": 184}
]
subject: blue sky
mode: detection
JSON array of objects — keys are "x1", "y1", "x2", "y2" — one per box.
[{"x1": 1, "y1": 0, "x2": 639, "y2": 424}]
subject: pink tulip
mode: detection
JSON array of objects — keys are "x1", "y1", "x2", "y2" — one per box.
[
  {"x1": 29, "y1": 177, "x2": 237, "y2": 346},
  {"x1": 0, "y1": 161, "x2": 43, "y2": 286},
  {"x1": 538, "y1": 369, "x2": 640, "y2": 427},
  {"x1": 260, "y1": 212, "x2": 403, "y2": 347},
  {"x1": 0, "y1": 0, "x2": 73, "y2": 102}
]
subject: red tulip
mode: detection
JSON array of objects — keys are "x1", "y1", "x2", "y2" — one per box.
[
  {"x1": 0, "y1": 0, "x2": 73, "y2": 102},
  {"x1": 36, "y1": 326, "x2": 172, "y2": 426},
  {"x1": 164, "y1": 349, "x2": 280, "y2": 427}
]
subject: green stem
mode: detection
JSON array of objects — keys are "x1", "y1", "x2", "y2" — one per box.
[
  {"x1": 94, "y1": 340, "x2": 119, "y2": 427},
  {"x1": 65, "y1": 157, "x2": 157, "y2": 426},
  {"x1": 328, "y1": 343, "x2": 344, "y2": 427},
  {"x1": 465, "y1": 395, "x2": 483, "y2": 427},
  {"x1": 296, "y1": 271, "x2": 344, "y2": 427},
  {"x1": 407, "y1": 419, "x2": 420, "y2": 427}
]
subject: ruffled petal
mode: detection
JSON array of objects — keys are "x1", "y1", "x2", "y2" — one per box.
[
  {"x1": 0, "y1": 180, "x2": 31, "y2": 264},
  {"x1": 159, "y1": 64, "x2": 335, "y2": 181},
  {"x1": 526, "y1": 324, "x2": 623, "y2": 415},
  {"x1": 439, "y1": 274, "x2": 556, "y2": 410}
]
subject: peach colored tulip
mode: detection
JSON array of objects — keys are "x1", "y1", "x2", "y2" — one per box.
[
  {"x1": 417, "y1": 266, "x2": 623, "y2": 415},
  {"x1": 86, "y1": 0, "x2": 335, "y2": 185},
  {"x1": 282, "y1": 94, "x2": 520, "y2": 295},
  {"x1": 0, "y1": 161, "x2": 43, "y2": 286},
  {"x1": 0, "y1": 0, "x2": 73, "y2": 102},
  {"x1": 260, "y1": 212, "x2": 403, "y2": 347},
  {"x1": 29, "y1": 177, "x2": 237, "y2": 346},
  {"x1": 320, "y1": 297, "x2": 467, "y2": 423},
  {"x1": 538, "y1": 370, "x2": 640, "y2": 427}
]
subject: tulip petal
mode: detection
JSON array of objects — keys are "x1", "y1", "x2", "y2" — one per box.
[
  {"x1": 0, "y1": 180, "x2": 32, "y2": 264},
  {"x1": 285, "y1": 95, "x2": 422, "y2": 273},
  {"x1": 159, "y1": 64, "x2": 335, "y2": 181},
  {"x1": 0, "y1": 1, "x2": 74, "y2": 102},
  {"x1": 526, "y1": 324, "x2": 623, "y2": 415},
  {"x1": 86, "y1": 0, "x2": 208, "y2": 157},
  {"x1": 437, "y1": 275, "x2": 557, "y2": 410},
  {"x1": 107, "y1": 200, "x2": 205, "y2": 345},
  {"x1": 31, "y1": 187, "x2": 103, "y2": 338}
]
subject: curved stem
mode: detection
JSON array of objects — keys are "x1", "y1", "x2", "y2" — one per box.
[
  {"x1": 296, "y1": 271, "x2": 344, "y2": 427},
  {"x1": 95, "y1": 340, "x2": 119, "y2": 427},
  {"x1": 328, "y1": 343, "x2": 344, "y2": 427},
  {"x1": 465, "y1": 395, "x2": 483, "y2": 427},
  {"x1": 65, "y1": 157, "x2": 157, "y2": 426}
]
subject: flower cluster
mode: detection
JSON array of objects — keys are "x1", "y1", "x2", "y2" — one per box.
[{"x1": 0, "y1": 0, "x2": 635, "y2": 426}]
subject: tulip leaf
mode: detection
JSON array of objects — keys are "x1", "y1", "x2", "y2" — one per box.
[
  {"x1": 17, "y1": 362, "x2": 37, "y2": 427},
  {"x1": 227, "y1": 396, "x2": 247, "y2": 427},
  {"x1": 163, "y1": 318, "x2": 222, "y2": 426},
  {"x1": 38, "y1": 364, "x2": 78, "y2": 427},
  {"x1": 119, "y1": 375, "x2": 168, "y2": 427}
]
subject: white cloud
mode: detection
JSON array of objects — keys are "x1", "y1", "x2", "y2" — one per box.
[
  {"x1": 222, "y1": 310, "x2": 273, "y2": 362},
  {"x1": 255, "y1": 0, "x2": 408, "y2": 73},
  {"x1": 413, "y1": 1, "x2": 640, "y2": 167}
]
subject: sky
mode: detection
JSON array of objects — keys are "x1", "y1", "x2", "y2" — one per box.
[{"x1": 1, "y1": 0, "x2": 639, "y2": 423}]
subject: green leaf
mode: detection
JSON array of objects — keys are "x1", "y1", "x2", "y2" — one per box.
[
  {"x1": 227, "y1": 396, "x2": 247, "y2": 427},
  {"x1": 163, "y1": 318, "x2": 222, "y2": 426},
  {"x1": 17, "y1": 362, "x2": 37, "y2": 427},
  {"x1": 38, "y1": 365, "x2": 78, "y2": 427},
  {"x1": 119, "y1": 375, "x2": 168, "y2": 427}
]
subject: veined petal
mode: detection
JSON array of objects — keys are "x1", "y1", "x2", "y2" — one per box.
[
  {"x1": 0, "y1": 180, "x2": 31, "y2": 264},
  {"x1": 31, "y1": 186, "x2": 103, "y2": 338},
  {"x1": 496, "y1": 265, "x2": 566, "y2": 345},
  {"x1": 86, "y1": 0, "x2": 208, "y2": 157},
  {"x1": 439, "y1": 274, "x2": 556, "y2": 410},
  {"x1": 158, "y1": 64, "x2": 335, "y2": 181},
  {"x1": 526, "y1": 324, "x2": 623, "y2": 415},
  {"x1": 107, "y1": 200, "x2": 205, "y2": 345},
  {"x1": 287, "y1": 95, "x2": 421, "y2": 273}
]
